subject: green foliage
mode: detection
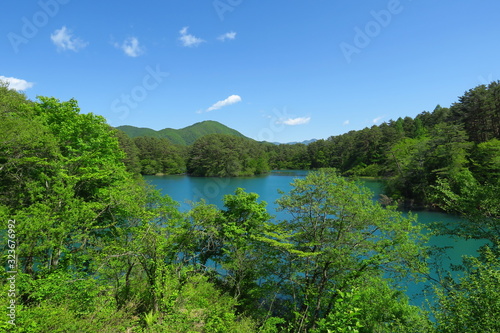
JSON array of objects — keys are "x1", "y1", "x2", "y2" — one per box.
[
  {"x1": 416, "y1": 105, "x2": 451, "y2": 130},
  {"x1": 450, "y1": 81, "x2": 500, "y2": 143},
  {"x1": 355, "y1": 276, "x2": 432, "y2": 333},
  {"x1": 183, "y1": 189, "x2": 277, "y2": 318},
  {"x1": 259, "y1": 317, "x2": 287, "y2": 333},
  {"x1": 433, "y1": 246, "x2": 500, "y2": 333},
  {"x1": 217, "y1": 189, "x2": 273, "y2": 310},
  {"x1": 188, "y1": 134, "x2": 269, "y2": 176},
  {"x1": 385, "y1": 136, "x2": 431, "y2": 201},
  {"x1": 307, "y1": 139, "x2": 332, "y2": 169},
  {"x1": 344, "y1": 163, "x2": 382, "y2": 177},
  {"x1": 141, "y1": 265, "x2": 256, "y2": 333},
  {"x1": 260, "y1": 169, "x2": 428, "y2": 331},
  {"x1": 311, "y1": 289, "x2": 363, "y2": 333},
  {"x1": 471, "y1": 138, "x2": 500, "y2": 183},
  {"x1": 0, "y1": 269, "x2": 140, "y2": 332},
  {"x1": 115, "y1": 129, "x2": 142, "y2": 174},
  {"x1": 385, "y1": 122, "x2": 472, "y2": 204},
  {"x1": 0, "y1": 89, "x2": 151, "y2": 331},
  {"x1": 8, "y1": 301, "x2": 138, "y2": 333},
  {"x1": 431, "y1": 170, "x2": 500, "y2": 246},
  {"x1": 133, "y1": 136, "x2": 186, "y2": 175},
  {"x1": 268, "y1": 143, "x2": 310, "y2": 170},
  {"x1": 0, "y1": 81, "x2": 32, "y2": 115},
  {"x1": 1, "y1": 95, "x2": 139, "y2": 277}
]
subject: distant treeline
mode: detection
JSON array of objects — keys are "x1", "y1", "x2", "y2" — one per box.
[{"x1": 118, "y1": 81, "x2": 500, "y2": 207}]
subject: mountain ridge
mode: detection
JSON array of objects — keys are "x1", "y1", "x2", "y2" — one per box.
[
  {"x1": 116, "y1": 120, "x2": 317, "y2": 146},
  {"x1": 271, "y1": 139, "x2": 318, "y2": 145},
  {"x1": 116, "y1": 120, "x2": 250, "y2": 145}
]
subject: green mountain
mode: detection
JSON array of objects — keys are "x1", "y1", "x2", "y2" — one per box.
[{"x1": 116, "y1": 120, "x2": 249, "y2": 145}]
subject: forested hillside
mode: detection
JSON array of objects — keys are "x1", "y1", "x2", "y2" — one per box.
[
  {"x1": 117, "y1": 120, "x2": 249, "y2": 145},
  {"x1": 1, "y1": 81, "x2": 499, "y2": 332},
  {"x1": 305, "y1": 81, "x2": 500, "y2": 208},
  {"x1": 187, "y1": 134, "x2": 269, "y2": 176}
]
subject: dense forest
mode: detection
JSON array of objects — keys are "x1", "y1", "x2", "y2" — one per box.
[{"x1": 1, "y1": 81, "x2": 499, "y2": 332}]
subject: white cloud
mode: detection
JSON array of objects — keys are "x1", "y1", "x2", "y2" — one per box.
[
  {"x1": 179, "y1": 26, "x2": 205, "y2": 47},
  {"x1": 217, "y1": 31, "x2": 237, "y2": 41},
  {"x1": 343, "y1": 120, "x2": 350, "y2": 126},
  {"x1": 50, "y1": 26, "x2": 88, "y2": 52},
  {"x1": 372, "y1": 116, "x2": 384, "y2": 124},
  {"x1": 114, "y1": 37, "x2": 144, "y2": 57},
  {"x1": 0, "y1": 76, "x2": 34, "y2": 91},
  {"x1": 279, "y1": 117, "x2": 311, "y2": 126},
  {"x1": 205, "y1": 95, "x2": 242, "y2": 112}
]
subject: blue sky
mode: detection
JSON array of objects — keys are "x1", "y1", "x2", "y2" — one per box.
[{"x1": 1, "y1": 0, "x2": 499, "y2": 143}]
